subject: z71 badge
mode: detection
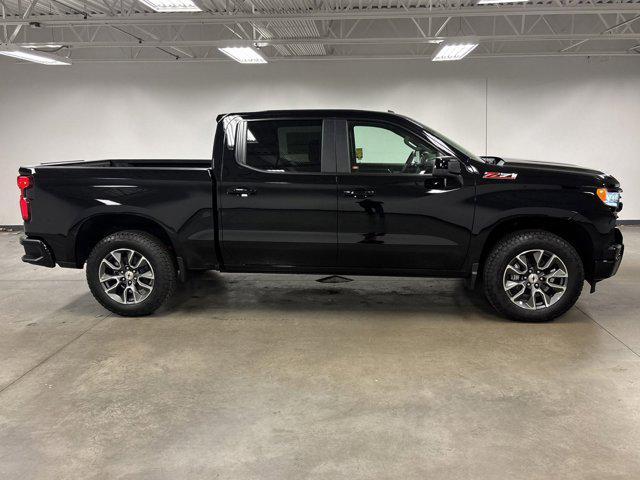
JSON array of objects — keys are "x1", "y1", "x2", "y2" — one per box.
[{"x1": 483, "y1": 171, "x2": 518, "y2": 180}]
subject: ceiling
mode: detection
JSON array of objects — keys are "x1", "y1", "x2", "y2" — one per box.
[{"x1": 1, "y1": 0, "x2": 639, "y2": 62}]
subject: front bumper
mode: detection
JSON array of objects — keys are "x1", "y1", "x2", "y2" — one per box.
[
  {"x1": 592, "y1": 228, "x2": 624, "y2": 281},
  {"x1": 20, "y1": 236, "x2": 55, "y2": 268}
]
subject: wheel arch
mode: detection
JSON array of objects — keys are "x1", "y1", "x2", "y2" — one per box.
[
  {"x1": 74, "y1": 213, "x2": 177, "y2": 268},
  {"x1": 476, "y1": 216, "x2": 595, "y2": 281}
]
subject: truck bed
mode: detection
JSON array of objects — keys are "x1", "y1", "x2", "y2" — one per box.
[
  {"x1": 20, "y1": 158, "x2": 217, "y2": 271},
  {"x1": 29, "y1": 159, "x2": 212, "y2": 169}
]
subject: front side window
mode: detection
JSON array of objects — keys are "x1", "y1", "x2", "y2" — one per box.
[
  {"x1": 243, "y1": 120, "x2": 322, "y2": 173},
  {"x1": 349, "y1": 122, "x2": 441, "y2": 175}
]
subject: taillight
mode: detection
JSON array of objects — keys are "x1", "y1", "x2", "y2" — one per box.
[
  {"x1": 17, "y1": 175, "x2": 33, "y2": 222},
  {"x1": 17, "y1": 175, "x2": 32, "y2": 191},
  {"x1": 20, "y1": 196, "x2": 30, "y2": 222}
]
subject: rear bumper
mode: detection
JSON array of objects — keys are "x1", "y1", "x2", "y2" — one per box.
[
  {"x1": 592, "y1": 228, "x2": 624, "y2": 281},
  {"x1": 20, "y1": 236, "x2": 55, "y2": 268}
]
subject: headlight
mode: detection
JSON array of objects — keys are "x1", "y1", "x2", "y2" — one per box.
[{"x1": 596, "y1": 188, "x2": 621, "y2": 208}]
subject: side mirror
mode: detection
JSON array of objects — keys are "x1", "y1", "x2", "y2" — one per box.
[{"x1": 432, "y1": 156, "x2": 462, "y2": 177}]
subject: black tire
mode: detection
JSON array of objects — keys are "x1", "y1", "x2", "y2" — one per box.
[
  {"x1": 483, "y1": 230, "x2": 584, "y2": 322},
  {"x1": 86, "y1": 231, "x2": 177, "y2": 316}
]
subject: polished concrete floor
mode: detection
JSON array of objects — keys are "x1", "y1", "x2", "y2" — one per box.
[{"x1": 1, "y1": 228, "x2": 639, "y2": 479}]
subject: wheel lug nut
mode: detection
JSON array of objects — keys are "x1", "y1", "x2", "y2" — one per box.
[{"x1": 535, "y1": 283, "x2": 539, "y2": 288}]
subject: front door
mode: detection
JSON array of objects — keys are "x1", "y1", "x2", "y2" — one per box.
[
  {"x1": 219, "y1": 117, "x2": 337, "y2": 269},
  {"x1": 336, "y1": 120, "x2": 475, "y2": 272}
]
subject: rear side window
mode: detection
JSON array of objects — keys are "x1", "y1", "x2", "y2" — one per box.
[{"x1": 243, "y1": 120, "x2": 322, "y2": 173}]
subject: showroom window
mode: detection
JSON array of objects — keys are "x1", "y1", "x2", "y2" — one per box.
[
  {"x1": 348, "y1": 122, "x2": 440, "y2": 175},
  {"x1": 243, "y1": 120, "x2": 323, "y2": 173}
]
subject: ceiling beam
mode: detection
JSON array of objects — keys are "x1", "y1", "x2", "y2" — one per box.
[
  {"x1": 602, "y1": 13, "x2": 640, "y2": 33},
  {"x1": 2, "y1": 5, "x2": 640, "y2": 27},
  {"x1": 16, "y1": 33, "x2": 640, "y2": 49},
  {"x1": 7, "y1": 0, "x2": 38, "y2": 42},
  {"x1": 63, "y1": 50, "x2": 640, "y2": 63}
]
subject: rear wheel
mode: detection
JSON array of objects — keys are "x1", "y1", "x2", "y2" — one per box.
[
  {"x1": 86, "y1": 231, "x2": 176, "y2": 316},
  {"x1": 483, "y1": 230, "x2": 584, "y2": 322}
]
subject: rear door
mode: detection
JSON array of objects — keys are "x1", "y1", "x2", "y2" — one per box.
[
  {"x1": 336, "y1": 119, "x2": 475, "y2": 272},
  {"x1": 219, "y1": 117, "x2": 337, "y2": 269}
]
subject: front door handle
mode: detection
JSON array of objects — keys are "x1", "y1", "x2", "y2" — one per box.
[
  {"x1": 343, "y1": 188, "x2": 376, "y2": 199},
  {"x1": 227, "y1": 187, "x2": 256, "y2": 197}
]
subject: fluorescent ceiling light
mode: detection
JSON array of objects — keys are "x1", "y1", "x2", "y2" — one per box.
[
  {"x1": 477, "y1": 0, "x2": 528, "y2": 3},
  {"x1": 0, "y1": 45, "x2": 71, "y2": 65},
  {"x1": 218, "y1": 47, "x2": 267, "y2": 64},
  {"x1": 432, "y1": 41, "x2": 479, "y2": 61},
  {"x1": 24, "y1": 44, "x2": 64, "y2": 49},
  {"x1": 138, "y1": 0, "x2": 201, "y2": 12}
]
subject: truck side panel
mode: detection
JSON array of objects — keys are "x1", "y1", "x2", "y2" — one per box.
[{"x1": 22, "y1": 166, "x2": 217, "y2": 270}]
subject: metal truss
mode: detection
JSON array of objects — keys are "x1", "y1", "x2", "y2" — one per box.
[{"x1": 1, "y1": 0, "x2": 639, "y2": 62}]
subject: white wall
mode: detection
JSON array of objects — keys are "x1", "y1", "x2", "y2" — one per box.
[{"x1": 1, "y1": 57, "x2": 639, "y2": 223}]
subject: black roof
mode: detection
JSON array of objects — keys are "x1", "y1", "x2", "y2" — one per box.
[
  {"x1": 217, "y1": 109, "x2": 413, "y2": 124},
  {"x1": 216, "y1": 109, "x2": 431, "y2": 135}
]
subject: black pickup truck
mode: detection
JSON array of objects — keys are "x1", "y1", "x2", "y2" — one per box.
[{"x1": 18, "y1": 110, "x2": 623, "y2": 321}]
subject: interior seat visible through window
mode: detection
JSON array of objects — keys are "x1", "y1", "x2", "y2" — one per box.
[{"x1": 244, "y1": 120, "x2": 323, "y2": 173}]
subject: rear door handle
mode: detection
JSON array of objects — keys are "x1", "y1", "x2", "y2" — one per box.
[
  {"x1": 226, "y1": 187, "x2": 256, "y2": 197},
  {"x1": 343, "y1": 188, "x2": 375, "y2": 199}
]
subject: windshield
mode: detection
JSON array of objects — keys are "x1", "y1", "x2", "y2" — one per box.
[{"x1": 401, "y1": 115, "x2": 483, "y2": 163}]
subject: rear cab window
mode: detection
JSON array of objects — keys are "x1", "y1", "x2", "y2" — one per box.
[{"x1": 241, "y1": 119, "x2": 323, "y2": 173}]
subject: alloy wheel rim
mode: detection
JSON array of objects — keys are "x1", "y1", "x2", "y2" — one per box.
[
  {"x1": 98, "y1": 248, "x2": 155, "y2": 305},
  {"x1": 502, "y1": 249, "x2": 568, "y2": 310}
]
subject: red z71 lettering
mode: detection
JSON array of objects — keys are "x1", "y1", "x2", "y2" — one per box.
[{"x1": 483, "y1": 171, "x2": 518, "y2": 180}]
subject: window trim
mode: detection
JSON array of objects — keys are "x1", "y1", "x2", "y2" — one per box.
[
  {"x1": 336, "y1": 118, "x2": 454, "y2": 177},
  {"x1": 235, "y1": 117, "x2": 335, "y2": 175}
]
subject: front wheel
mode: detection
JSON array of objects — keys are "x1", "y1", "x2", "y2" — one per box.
[
  {"x1": 483, "y1": 230, "x2": 584, "y2": 322},
  {"x1": 86, "y1": 231, "x2": 177, "y2": 316}
]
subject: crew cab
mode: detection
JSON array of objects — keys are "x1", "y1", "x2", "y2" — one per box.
[{"x1": 18, "y1": 110, "x2": 624, "y2": 321}]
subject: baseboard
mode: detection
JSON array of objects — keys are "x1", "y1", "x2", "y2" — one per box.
[{"x1": 618, "y1": 220, "x2": 640, "y2": 225}]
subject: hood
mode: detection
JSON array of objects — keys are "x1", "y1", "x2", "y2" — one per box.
[
  {"x1": 480, "y1": 156, "x2": 610, "y2": 177},
  {"x1": 480, "y1": 156, "x2": 619, "y2": 189},
  {"x1": 498, "y1": 157, "x2": 605, "y2": 176}
]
